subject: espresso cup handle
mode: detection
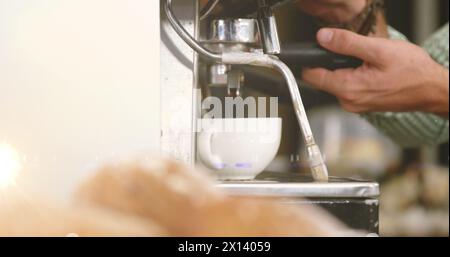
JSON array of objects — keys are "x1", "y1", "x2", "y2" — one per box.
[{"x1": 198, "y1": 131, "x2": 222, "y2": 169}]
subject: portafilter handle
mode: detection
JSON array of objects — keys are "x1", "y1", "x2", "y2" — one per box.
[{"x1": 279, "y1": 43, "x2": 363, "y2": 70}]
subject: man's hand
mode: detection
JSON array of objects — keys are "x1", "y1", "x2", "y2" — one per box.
[
  {"x1": 296, "y1": 0, "x2": 388, "y2": 37},
  {"x1": 302, "y1": 28, "x2": 449, "y2": 117},
  {"x1": 296, "y1": 0, "x2": 367, "y2": 24}
]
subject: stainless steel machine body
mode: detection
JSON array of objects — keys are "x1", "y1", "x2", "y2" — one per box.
[
  {"x1": 160, "y1": 0, "x2": 199, "y2": 165},
  {"x1": 160, "y1": 0, "x2": 380, "y2": 234},
  {"x1": 164, "y1": 0, "x2": 330, "y2": 181}
]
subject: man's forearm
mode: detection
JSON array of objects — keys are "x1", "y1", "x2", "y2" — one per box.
[
  {"x1": 430, "y1": 67, "x2": 450, "y2": 118},
  {"x1": 361, "y1": 26, "x2": 449, "y2": 147}
]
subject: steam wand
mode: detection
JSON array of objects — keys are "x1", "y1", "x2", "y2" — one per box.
[{"x1": 164, "y1": 0, "x2": 329, "y2": 181}]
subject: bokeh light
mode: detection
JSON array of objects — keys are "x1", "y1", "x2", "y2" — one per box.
[{"x1": 0, "y1": 143, "x2": 21, "y2": 187}]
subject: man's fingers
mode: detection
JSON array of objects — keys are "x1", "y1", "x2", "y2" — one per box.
[
  {"x1": 302, "y1": 68, "x2": 339, "y2": 94},
  {"x1": 316, "y1": 28, "x2": 384, "y2": 65},
  {"x1": 302, "y1": 68, "x2": 358, "y2": 96}
]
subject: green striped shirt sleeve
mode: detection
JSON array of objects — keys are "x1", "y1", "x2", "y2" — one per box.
[{"x1": 361, "y1": 24, "x2": 449, "y2": 148}]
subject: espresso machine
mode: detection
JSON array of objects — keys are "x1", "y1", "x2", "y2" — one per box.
[{"x1": 161, "y1": 0, "x2": 379, "y2": 234}]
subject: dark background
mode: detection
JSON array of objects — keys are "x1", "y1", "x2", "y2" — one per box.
[{"x1": 386, "y1": 0, "x2": 449, "y2": 42}]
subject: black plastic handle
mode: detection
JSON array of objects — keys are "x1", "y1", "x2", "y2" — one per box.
[{"x1": 279, "y1": 43, "x2": 363, "y2": 70}]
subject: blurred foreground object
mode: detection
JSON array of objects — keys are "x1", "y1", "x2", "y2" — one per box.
[
  {"x1": 0, "y1": 188, "x2": 166, "y2": 237},
  {"x1": 0, "y1": 157, "x2": 350, "y2": 236},
  {"x1": 76, "y1": 158, "x2": 350, "y2": 237}
]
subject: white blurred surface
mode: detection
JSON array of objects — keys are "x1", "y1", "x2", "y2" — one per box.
[{"x1": 0, "y1": 0, "x2": 160, "y2": 201}]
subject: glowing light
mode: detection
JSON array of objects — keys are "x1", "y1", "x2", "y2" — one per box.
[{"x1": 0, "y1": 144, "x2": 21, "y2": 187}]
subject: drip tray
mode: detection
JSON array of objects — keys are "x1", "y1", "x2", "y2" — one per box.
[
  {"x1": 217, "y1": 172, "x2": 380, "y2": 199},
  {"x1": 216, "y1": 172, "x2": 380, "y2": 234}
]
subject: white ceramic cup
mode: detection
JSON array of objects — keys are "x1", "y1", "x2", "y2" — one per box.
[{"x1": 198, "y1": 118, "x2": 282, "y2": 180}]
